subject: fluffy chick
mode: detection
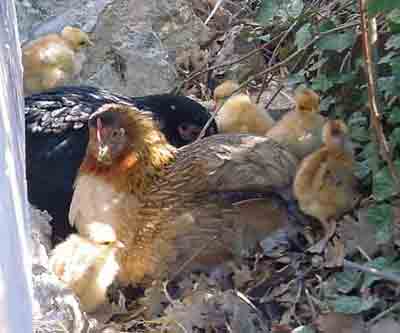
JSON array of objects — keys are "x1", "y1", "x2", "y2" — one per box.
[
  {"x1": 49, "y1": 224, "x2": 123, "y2": 313},
  {"x1": 293, "y1": 120, "x2": 360, "y2": 253},
  {"x1": 266, "y1": 87, "x2": 326, "y2": 159},
  {"x1": 213, "y1": 80, "x2": 275, "y2": 135},
  {"x1": 22, "y1": 26, "x2": 93, "y2": 95},
  {"x1": 69, "y1": 103, "x2": 298, "y2": 286}
]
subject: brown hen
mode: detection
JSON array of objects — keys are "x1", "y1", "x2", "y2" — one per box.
[
  {"x1": 69, "y1": 103, "x2": 298, "y2": 288},
  {"x1": 293, "y1": 119, "x2": 360, "y2": 253}
]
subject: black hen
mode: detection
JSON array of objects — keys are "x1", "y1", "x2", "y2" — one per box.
[{"x1": 25, "y1": 86, "x2": 217, "y2": 244}]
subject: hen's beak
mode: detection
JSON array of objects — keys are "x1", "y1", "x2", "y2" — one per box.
[
  {"x1": 97, "y1": 145, "x2": 112, "y2": 165},
  {"x1": 115, "y1": 241, "x2": 125, "y2": 249}
]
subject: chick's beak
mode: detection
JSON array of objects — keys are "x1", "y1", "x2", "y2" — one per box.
[
  {"x1": 87, "y1": 38, "x2": 94, "y2": 46},
  {"x1": 97, "y1": 145, "x2": 112, "y2": 165}
]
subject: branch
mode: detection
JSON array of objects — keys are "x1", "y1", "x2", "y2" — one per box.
[
  {"x1": 358, "y1": 0, "x2": 400, "y2": 189},
  {"x1": 343, "y1": 259, "x2": 400, "y2": 284},
  {"x1": 196, "y1": 22, "x2": 359, "y2": 138}
]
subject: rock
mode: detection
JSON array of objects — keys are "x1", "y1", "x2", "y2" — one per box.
[
  {"x1": 16, "y1": 0, "x2": 212, "y2": 96},
  {"x1": 211, "y1": 24, "x2": 266, "y2": 83},
  {"x1": 30, "y1": 206, "x2": 53, "y2": 268},
  {"x1": 30, "y1": 206, "x2": 95, "y2": 333}
]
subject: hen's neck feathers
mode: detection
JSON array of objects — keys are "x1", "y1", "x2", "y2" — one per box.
[{"x1": 80, "y1": 108, "x2": 177, "y2": 197}]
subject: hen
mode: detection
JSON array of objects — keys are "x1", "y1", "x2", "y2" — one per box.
[
  {"x1": 69, "y1": 103, "x2": 298, "y2": 288},
  {"x1": 213, "y1": 80, "x2": 275, "y2": 135},
  {"x1": 266, "y1": 87, "x2": 326, "y2": 159},
  {"x1": 22, "y1": 27, "x2": 93, "y2": 95},
  {"x1": 293, "y1": 120, "x2": 360, "y2": 253},
  {"x1": 26, "y1": 86, "x2": 218, "y2": 243}
]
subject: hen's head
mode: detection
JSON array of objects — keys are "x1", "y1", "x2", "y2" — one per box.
[
  {"x1": 61, "y1": 26, "x2": 93, "y2": 51},
  {"x1": 82, "y1": 104, "x2": 176, "y2": 189},
  {"x1": 294, "y1": 87, "x2": 320, "y2": 114},
  {"x1": 322, "y1": 119, "x2": 349, "y2": 151}
]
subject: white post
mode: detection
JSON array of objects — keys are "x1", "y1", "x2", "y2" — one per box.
[{"x1": 0, "y1": 0, "x2": 33, "y2": 332}]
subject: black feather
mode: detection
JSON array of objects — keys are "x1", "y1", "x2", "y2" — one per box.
[{"x1": 26, "y1": 86, "x2": 218, "y2": 244}]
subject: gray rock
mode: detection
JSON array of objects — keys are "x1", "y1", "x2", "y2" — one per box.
[
  {"x1": 16, "y1": 0, "x2": 212, "y2": 96},
  {"x1": 212, "y1": 24, "x2": 266, "y2": 83}
]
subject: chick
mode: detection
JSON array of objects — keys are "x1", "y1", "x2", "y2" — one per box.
[
  {"x1": 293, "y1": 120, "x2": 360, "y2": 253},
  {"x1": 69, "y1": 103, "x2": 298, "y2": 286},
  {"x1": 266, "y1": 87, "x2": 326, "y2": 159},
  {"x1": 22, "y1": 26, "x2": 93, "y2": 95},
  {"x1": 213, "y1": 80, "x2": 275, "y2": 135},
  {"x1": 49, "y1": 224, "x2": 123, "y2": 313}
]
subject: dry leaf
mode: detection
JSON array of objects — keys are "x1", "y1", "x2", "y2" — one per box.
[
  {"x1": 325, "y1": 236, "x2": 345, "y2": 268},
  {"x1": 316, "y1": 312, "x2": 365, "y2": 333}
]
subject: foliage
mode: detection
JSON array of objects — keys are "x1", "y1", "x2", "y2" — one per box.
[{"x1": 256, "y1": 0, "x2": 400, "y2": 245}]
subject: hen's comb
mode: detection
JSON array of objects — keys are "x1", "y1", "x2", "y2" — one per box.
[{"x1": 96, "y1": 117, "x2": 103, "y2": 144}]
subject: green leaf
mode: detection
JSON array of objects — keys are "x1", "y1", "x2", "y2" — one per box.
[
  {"x1": 334, "y1": 270, "x2": 362, "y2": 293},
  {"x1": 378, "y1": 76, "x2": 400, "y2": 96},
  {"x1": 350, "y1": 126, "x2": 370, "y2": 143},
  {"x1": 367, "y1": 203, "x2": 394, "y2": 244},
  {"x1": 362, "y1": 257, "x2": 400, "y2": 289},
  {"x1": 296, "y1": 23, "x2": 312, "y2": 48},
  {"x1": 256, "y1": 0, "x2": 304, "y2": 25},
  {"x1": 368, "y1": 0, "x2": 400, "y2": 16},
  {"x1": 387, "y1": 106, "x2": 400, "y2": 124},
  {"x1": 316, "y1": 32, "x2": 355, "y2": 52},
  {"x1": 385, "y1": 34, "x2": 400, "y2": 50},
  {"x1": 330, "y1": 295, "x2": 379, "y2": 314},
  {"x1": 390, "y1": 127, "x2": 400, "y2": 149},
  {"x1": 388, "y1": 8, "x2": 400, "y2": 24},
  {"x1": 359, "y1": 142, "x2": 380, "y2": 174},
  {"x1": 287, "y1": 72, "x2": 306, "y2": 85},
  {"x1": 373, "y1": 161, "x2": 400, "y2": 201},
  {"x1": 318, "y1": 20, "x2": 336, "y2": 33},
  {"x1": 311, "y1": 74, "x2": 334, "y2": 92},
  {"x1": 378, "y1": 52, "x2": 397, "y2": 64},
  {"x1": 388, "y1": 9, "x2": 400, "y2": 32},
  {"x1": 257, "y1": 34, "x2": 271, "y2": 42},
  {"x1": 355, "y1": 159, "x2": 371, "y2": 179}
]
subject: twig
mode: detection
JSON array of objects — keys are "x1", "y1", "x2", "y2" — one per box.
[
  {"x1": 255, "y1": 74, "x2": 274, "y2": 104},
  {"x1": 168, "y1": 235, "x2": 218, "y2": 281},
  {"x1": 204, "y1": 0, "x2": 225, "y2": 25},
  {"x1": 366, "y1": 301, "x2": 400, "y2": 326},
  {"x1": 255, "y1": 19, "x2": 299, "y2": 103},
  {"x1": 171, "y1": 31, "x2": 287, "y2": 94},
  {"x1": 358, "y1": 0, "x2": 400, "y2": 189},
  {"x1": 265, "y1": 85, "x2": 285, "y2": 111},
  {"x1": 196, "y1": 22, "x2": 359, "y2": 138},
  {"x1": 343, "y1": 259, "x2": 400, "y2": 284}
]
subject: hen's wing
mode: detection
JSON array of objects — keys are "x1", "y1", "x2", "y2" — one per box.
[
  {"x1": 26, "y1": 86, "x2": 217, "y2": 243},
  {"x1": 124, "y1": 134, "x2": 299, "y2": 283}
]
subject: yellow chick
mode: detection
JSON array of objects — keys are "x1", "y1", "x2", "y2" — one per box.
[
  {"x1": 293, "y1": 120, "x2": 360, "y2": 253},
  {"x1": 49, "y1": 224, "x2": 123, "y2": 313},
  {"x1": 213, "y1": 80, "x2": 275, "y2": 135},
  {"x1": 22, "y1": 26, "x2": 93, "y2": 96},
  {"x1": 266, "y1": 87, "x2": 326, "y2": 159}
]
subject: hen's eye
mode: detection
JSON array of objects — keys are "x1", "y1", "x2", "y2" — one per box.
[{"x1": 111, "y1": 128, "x2": 125, "y2": 138}]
